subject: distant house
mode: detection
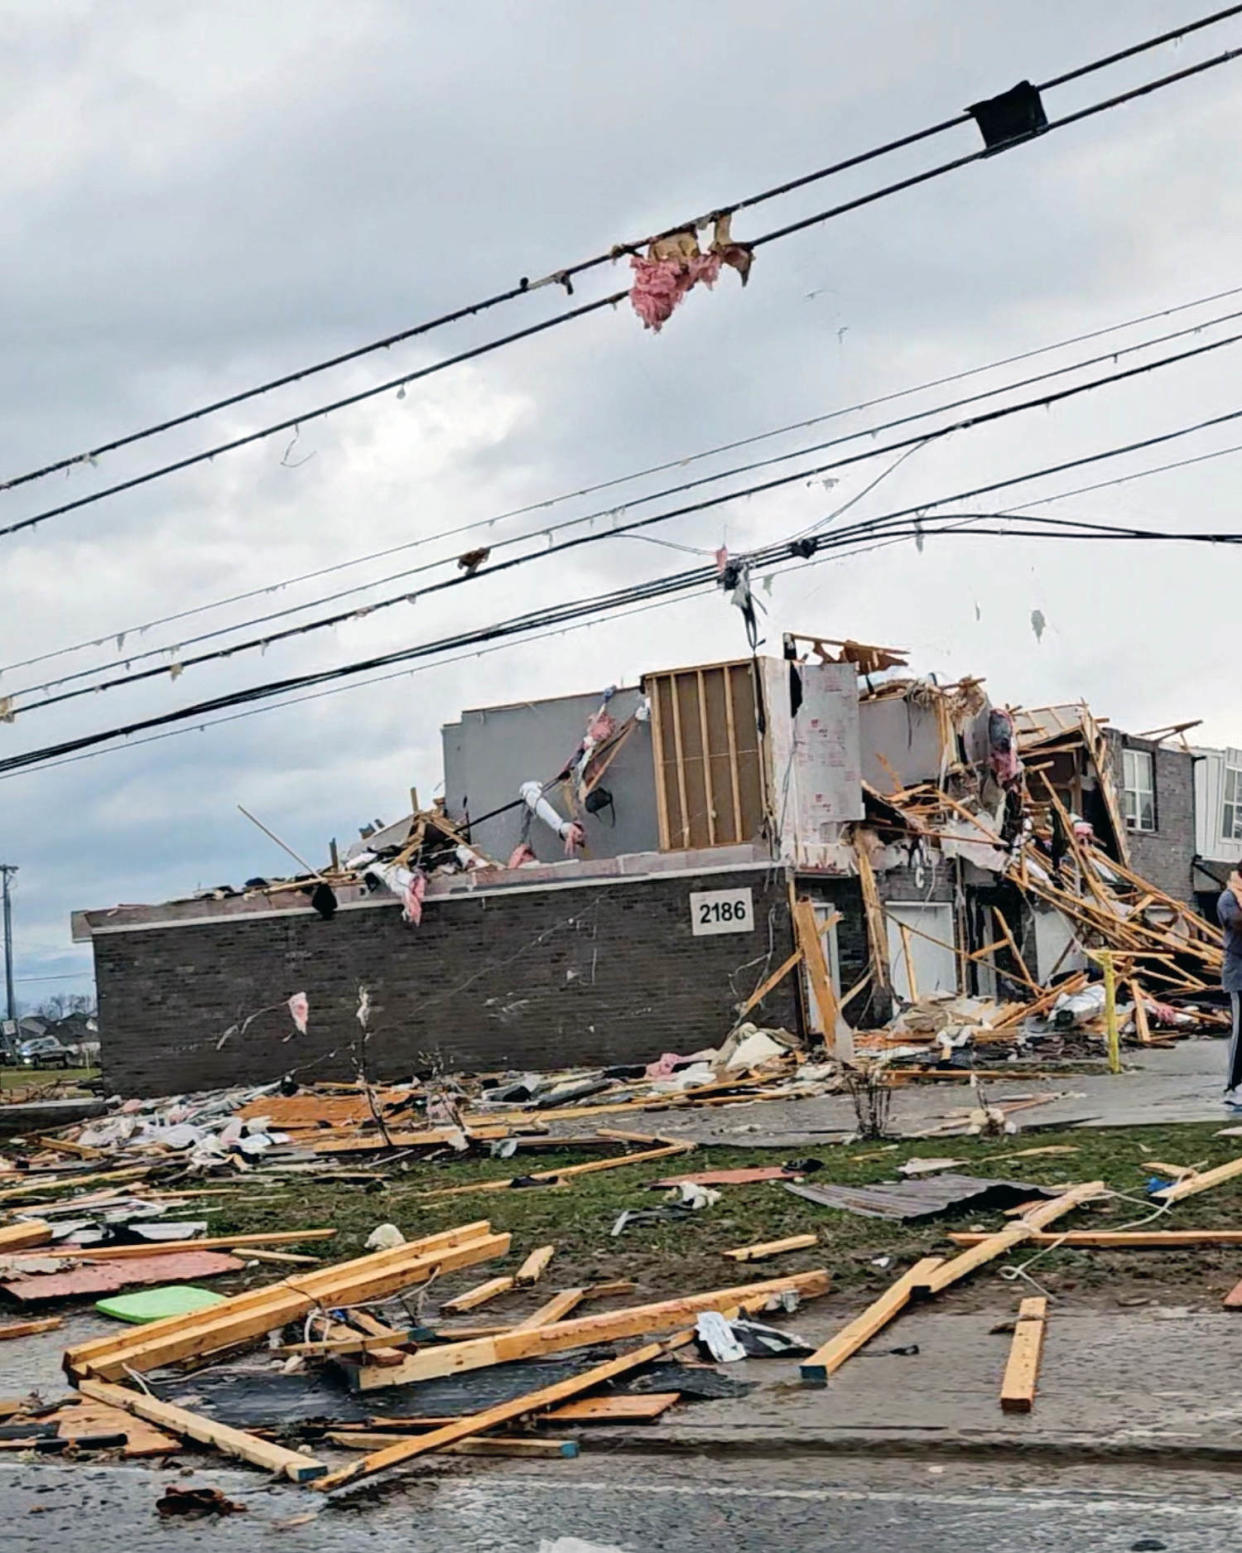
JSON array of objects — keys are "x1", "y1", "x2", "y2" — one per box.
[{"x1": 1193, "y1": 744, "x2": 1242, "y2": 916}]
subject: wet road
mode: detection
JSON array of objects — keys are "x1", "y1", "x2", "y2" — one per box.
[{"x1": 3, "y1": 1452, "x2": 1239, "y2": 1552}]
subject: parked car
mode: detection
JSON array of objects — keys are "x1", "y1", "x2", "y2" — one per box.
[{"x1": 16, "y1": 1035, "x2": 74, "y2": 1069}]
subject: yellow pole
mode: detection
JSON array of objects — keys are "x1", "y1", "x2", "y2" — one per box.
[{"x1": 1100, "y1": 950, "x2": 1121, "y2": 1074}]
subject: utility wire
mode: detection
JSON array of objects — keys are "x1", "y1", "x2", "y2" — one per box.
[
  {"x1": 3, "y1": 504, "x2": 1239, "y2": 777},
  {"x1": 5, "y1": 3, "x2": 1239, "y2": 503},
  {"x1": 11, "y1": 436, "x2": 1241, "y2": 782},
  {"x1": 9, "y1": 322, "x2": 1242, "y2": 716},
  {"x1": 4, "y1": 36, "x2": 1242, "y2": 545},
  {"x1": 18, "y1": 297, "x2": 1242, "y2": 700},
  {"x1": 9, "y1": 277, "x2": 1241, "y2": 684}
]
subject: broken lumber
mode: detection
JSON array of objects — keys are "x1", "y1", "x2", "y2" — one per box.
[
  {"x1": 0, "y1": 1317, "x2": 62, "y2": 1342},
  {"x1": 800, "y1": 1257, "x2": 942, "y2": 1386},
  {"x1": 354, "y1": 1270, "x2": 831, "y2": 1390},
  {"x1": 0, "y1": 1222, "x2": 51, "y2": 1253},
  {"x1": 724, "y1": 1233, "x2": 818, "y2": 1263},
  {"x1": 794, "y1": 898, "x2": 851, "y2": 1061},
  {"x1": 276, "y1": 1330, "x2": 418, "y2": 1358},
  {"x1": 4, "y1": 1229, "x2": 337, "y2": 1263},
  {"x1": 735, "y1": 949, "x2": 802, "y2": 1021},
  {"x1": 442, "y1": 1276, "x2": 515, "y2": 1314},
  {"x1": 318, "y1": 1334, "x2": 684, "y2": 1489},
  {"x1": 1000, "y1": 1296, "x2": 1048, "y2": 1413},
  {"x1": 1223, "y1": 1278, "x2": 1242, "y2": 1309},
  {"x1": 1151, "y1": 1154, "x2": 1242, "y2": 1205},
  {"x1": 948, "y1": 1228, "x2": 1242, "y2": 1248},
  {"x1": 76, "y1": 1378, "x2": 326, "y2": 1481},
  {"x1": 417, "y1": 1142, "x2": 694, "y2": 1198},
  {"x1": 544, "y1": 1393, "x2": 680, "y2": 1423},
  {"x1": 515, "y1": 1289, "x2": 588, "y2": 1329},
  {"x1": 515, "y1": 1244, "x2": 555, "y2": 1286},
  {"x1": 64, "y1": 1221, "x2": 504, "y2": 1380},
  {"x1": 910, "y1": 1182, "x2": 1104, "y2": 1298}
]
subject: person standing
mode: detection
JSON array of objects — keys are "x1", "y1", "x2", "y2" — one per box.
[{"x1": 1217, "y1": 865, "x2": 1242, "y2": 1103}]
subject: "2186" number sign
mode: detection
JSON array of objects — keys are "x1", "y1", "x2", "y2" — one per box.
[{"x1": 688, "y1": 887, "x2": 755, "y2": 936}]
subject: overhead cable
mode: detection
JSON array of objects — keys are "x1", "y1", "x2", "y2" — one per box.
[
  {"x1": 4, "y1": 3, "x2": 1240, "y2": 503},
  {"x1": 4, "y1": 34, "x2": 1242, "y2": 544},
  {"x1": 9, "y1": 322, "x2": 1242, "y2": 716}
]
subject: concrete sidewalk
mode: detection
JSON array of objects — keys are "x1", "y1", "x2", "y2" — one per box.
[
  {"x1": 587, "y1": 1304, "x2": 1242, "y2": 1463},
  {"x1": 628, "y1": 1038, "x2": 1239, "y2": 1148}
]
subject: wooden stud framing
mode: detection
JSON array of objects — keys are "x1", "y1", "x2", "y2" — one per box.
[
  {"x1": 947, "y1": 1229, "x2": 1242, "y2": 1247},
  {"x1": 515, "y1": 1288, "x2": 588, "y2": 1329},
  {"x1": 1152, "y1": 1154, "x2": 1242, "y2": 1205},
  {"x1": 898, "y1": 921, "x2": 920, "y2": 1003},
  {"x1": 723, "y1": 666, "x2": 744, "y2": 839},
  {"x1": 697, "y1": 668, "x2": 717, "y2": 845},
  {"x1": 647, "y1": 677, "x2": 672, "y2": 849},
  {"x1": 1000, "y1": 1296, "x2": 1048, "y2": 1413},
  {"x1": 441, "y1": 1276, "x2": 515, "y2": 1314},
  {"x1": 668, "y1": 676, "x2": 691, "y2": 848},
  {"x1": 735, "y1": 949, "x2": 803, "y2": 1021}
]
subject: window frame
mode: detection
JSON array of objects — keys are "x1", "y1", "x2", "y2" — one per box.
[
  {"x1": 1122, "y1": 746, "x2": 1156, "y2": 833},
  {"x1": 1223, "y1": 766, "x2": 1242, "y2": 843}
]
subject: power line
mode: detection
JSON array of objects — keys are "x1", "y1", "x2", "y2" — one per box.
[
  {"x1": 5, "y1": 37, "x2": 1242, "y2": 546},
  {"x1": 5, "y1": 4, "x2": 1239, "y2": 504},
  {"x1": 10, "y1": 277, "x2": 1241, "y2": 685},
  {"x1": 11, "y1": 434, "x2": 1240, "y2": 782},
  {"x1": 10, "y1": 322, "x2": 1242, "y2": 717},
  {"x1": 2, "y1": 505, "x2": 1238, "y2": 779},
  {"x1": 18, "y1": 295, "x2": 1242, "y2": 701}
]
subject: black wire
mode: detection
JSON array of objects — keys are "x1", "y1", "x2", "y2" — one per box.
[
  {"x1": 10, "y1": 322, "x2": 1242, "y2": 716},
  {"x1": 2, "y1": 507, "x2": 1239, "y2": 777},
  {"x1": 5, "y1": 33, "x2": 1242, "y2": 545},
  {"x1": 6, "y1": 4, "x2": 1239, "y2": 502},
  {"x1": 20, "y1": 298, "x2": 1242, "y2": 702}
]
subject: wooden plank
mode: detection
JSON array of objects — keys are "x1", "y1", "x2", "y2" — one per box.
[
  {"x1": 227, "y1": 1248, "x2": 321, "y2": 1266},
  {"x1": 854, "y1": 842, "x2": 891, "y2": 994},
  {"x1": 724, "y1": 1233, "x2": 817, "y2": 1263},
  {"x1": 1224, "y1": 1277, "x2": 1242, "y2": 1310},
  {"x1": 910, "y1": 1183, "x2": 1104, "y2": 1297},
  {"x1": 515, "y1": 1245, "x2": 555, "y2": 1286},
  {"x1": 417, "y1": 1143, "x2": 692, "y2": 1198},
  {"x1": 950, "y1": 1230, "x2": 1242, "y2": 1247},
  {"x1": 325, "y1": 1431, "x2": 578, "y2": 1458},
  {"x1": 736, "y1": 949, "x2": 803, "y2": 1021},
  {"x1": 320, "y1": 1335, "x2": 687, "y2": 1489},
  {"x1": 1000, "y1": 1296, "x2": 1048, "y2": 1413},
  {"x1": 355, "y1": 1270, "x2": 831, "y2": 1390},
  {"x1": 0, "y1": 1222, "x2": 51, "y2": 1252},
  {"x1": 800, "y1": 1258, "x2": 943, "y2": 1386},
  {"x1": 722, "y1": 664, "x2": 744, "y2": 840},
  {"x1": 989, "y1": 904, "x2": 1035, "y2": 987},
  {"x1": 696, "y1": 668, "x2": 717, "y2": 845},
  {"x1": 5, "y1": 1229, "x2": 337, "y2": 1263},
  {"x1": 64, "y1": 1223, "x2": 504, "y2": 1380},
  {"x1": 54, "y1": 1396, "x2": 180, "y2": 1457},
  {"x1": 544, "y1": 1393, "x2": 680, "y2": 1423},
  {"x1": 1129, "y1": 980, "x2": 1155, "y2": 1045},
  {"x1": 516, "y1": 1289, "x2": 587, "y2": 1329},
  {"x1": 669, "y1": 672, "x2": 692, "y2": 848},
  {"x1": 898, "y1": 921, "x2": 920, "y2": 1003},
  {"x1": 76, "y1": 1379, "x2": 326, "y2": 1481},
  {"x1": 0, "y1": 1316, "x2": 62, "y2": 1341},
  {"x1": 793, "y1": 898, "x2": 848, "y2": 1060},
  {"x1": 276, "y1": 1330, "x2": 419, "y2": 1357},
  {"x1": 1152, "y1": 1155, "x2": 1242, "y2": 1205},
  {"x1": 442, "y1": 1276, "x2": 515, "y2": 1314},
  {"x1": 647, "y1": 673, "x2": 673, "y2": 849}
]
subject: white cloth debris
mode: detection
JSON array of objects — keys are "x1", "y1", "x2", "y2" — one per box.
[
  {"x1": 695, "y1": 1309, "x2": 747, "y2": 1362},
  {"x1": 365, "y1": 1223, "x2": 406, "y2": 1250}
]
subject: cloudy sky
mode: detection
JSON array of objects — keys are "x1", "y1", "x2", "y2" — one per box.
[{"x1": 3, "y1": 0, "x2": 1242, "y2": 1007}]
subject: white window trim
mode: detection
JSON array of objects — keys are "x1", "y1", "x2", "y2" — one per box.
[
  {"x1": 1224, "y1": 766, "x2": 1242, "y2": 843},
  {"x1": 1123, "y1": 748, "x2": 1156, "y2": 833}
]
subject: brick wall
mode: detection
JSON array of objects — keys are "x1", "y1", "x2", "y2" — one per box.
[
  {"x1": 92, "y1": 867, "x2": 800, "y2": 1096},
  {"x1": 1105, "y1": 730, "x2": 1197, "y2": 903}
]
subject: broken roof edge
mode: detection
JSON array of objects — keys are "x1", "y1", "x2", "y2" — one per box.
[{"x1": 70, "y1": 842, "x2": 780, "y2": 940}]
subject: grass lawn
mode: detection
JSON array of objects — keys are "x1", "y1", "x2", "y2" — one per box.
[
  {"x1": 167, "y1": 1119, "x2": 1242, "y2": 1314},
  {"x1": 0, "y1": 1066, "x2": 97, "y2": 1092}
]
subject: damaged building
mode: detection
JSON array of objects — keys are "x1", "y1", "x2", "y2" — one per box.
[{"x1": 72, "y1": 640, "x2": 1226, "y2": 1095}]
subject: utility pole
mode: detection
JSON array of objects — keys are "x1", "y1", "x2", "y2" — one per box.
[{"x1": 0, "y1": 865, "x2": 16, "y2": 1026}]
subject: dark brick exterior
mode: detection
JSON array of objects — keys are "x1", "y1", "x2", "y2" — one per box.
[
  {"x1": 93, "y1": 867, "x2": 801, "y2": 1096},
  {"x1": 1105, "y1": 730, "x2": 1197, "y2": 903}
]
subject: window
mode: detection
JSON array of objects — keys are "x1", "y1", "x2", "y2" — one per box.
[
  {"x1": 1223, "y1": 767, "x2": 1242, "y2": 841},
  {"x1": 1122, "y1": 748, "x2": 1155, "y2": 832}
]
